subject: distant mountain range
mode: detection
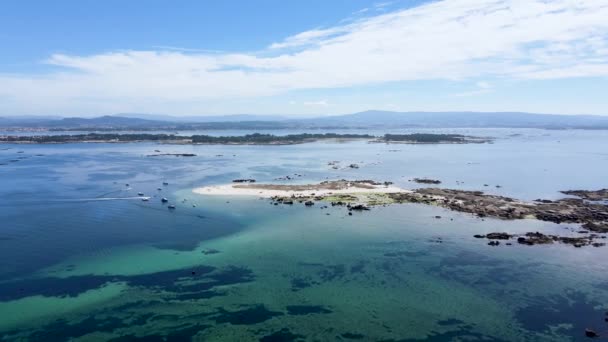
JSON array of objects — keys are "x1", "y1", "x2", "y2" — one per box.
[{"x1": 1, "y1": 111, "x2": 608, "y2": 130}]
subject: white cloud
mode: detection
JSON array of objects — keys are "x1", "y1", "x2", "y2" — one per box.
[
  {"x1": 1, "y1": 0, "x2": 608, "y2": 114},
  {"x1": 303, "y1": 100, "x2": 329, "y2": 106},
  {"x1": 452, "y1": 80, "x2": 492, "y2": 97}
]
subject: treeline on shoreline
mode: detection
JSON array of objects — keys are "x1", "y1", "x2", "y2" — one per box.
[
  {"x1": 0, "y1": 133, "x2": 374, "y2": 144},
  {"x1": 382, "y1": 133, "x2": 488, "y2": 143},
  {"x1": 0, "y1": 132, "x2": 489, "y2": 144}
]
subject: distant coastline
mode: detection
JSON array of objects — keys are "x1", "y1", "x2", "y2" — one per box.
[{"x1": 0, "y1": 132, "x2": 492, "y2": 145}]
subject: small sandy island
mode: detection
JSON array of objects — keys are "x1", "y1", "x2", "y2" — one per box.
[
  {"x1": 192, "y1": 179, "x2": 608, "y2": 248},
  {"x1": 193, "y1": 180, "x2": 405, "y2": 198}
]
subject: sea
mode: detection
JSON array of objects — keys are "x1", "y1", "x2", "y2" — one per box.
[{"x1": 1, "y1": 128, "x2": 608, "y2": 341}]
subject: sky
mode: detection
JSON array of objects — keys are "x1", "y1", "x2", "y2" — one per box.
[{"x1": 0, "y1": 0, "x2": 607, "y2": 117}]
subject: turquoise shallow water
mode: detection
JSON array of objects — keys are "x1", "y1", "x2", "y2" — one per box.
[{"x1": 1, "y1": 129, "x2": 608, "y2": 341}]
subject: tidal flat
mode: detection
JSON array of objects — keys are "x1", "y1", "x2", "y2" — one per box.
[{"x1": 1, "y1": 128, "x2": 608, "y2": 341}]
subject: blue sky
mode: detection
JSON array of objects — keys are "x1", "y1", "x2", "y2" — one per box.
[{"x1": 1, "y1": 0, "x2": 607, "y2": 116}]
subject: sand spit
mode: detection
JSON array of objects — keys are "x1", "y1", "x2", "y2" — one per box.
[{"x1": 193, "y1": 180, "x2": 405, "y2": 198}]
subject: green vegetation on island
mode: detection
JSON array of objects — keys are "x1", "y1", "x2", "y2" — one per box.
[
  {"x1": 381, "y1": 133, "x2": 491, "y2": 144},
  {"x1": 0, "y1": 132, "x2": 374, "y2": 145}
]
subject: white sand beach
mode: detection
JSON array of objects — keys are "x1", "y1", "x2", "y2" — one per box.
[{"x1": 192, "y1": 182, "x2": 407, "y2": 198}]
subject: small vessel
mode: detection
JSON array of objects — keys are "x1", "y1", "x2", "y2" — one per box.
[
  {"x1": 142, "y1": 198, "x2": 149, "y2": 202},
  {"x1": 157, "y1": 188, "x2": 162, "y2": 191},
  {"x1": 163, "y1": 182, "x2": 169, "y2": 186},
  {"x1": 168, "y1": 204, "x2": 176, "y2": 209},
  {"x1": 138, "y1": 192, "x2": 144, "y2": 196},
  {"x1": 161, "y1": 197, "x2": 168, "y2": 203},
  {"x1": 126, "y1": 183, "x2": 130, "y2": 187}
]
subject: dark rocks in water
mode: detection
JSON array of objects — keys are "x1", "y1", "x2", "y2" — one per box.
[
  {"x1": 486, "y1": 232, "x2": 511, "y2": 240},
  {"x1": 396, "y1": 188, "x2": 608, "y2": 232},
  {"x1": 562, "y1": 189, "x2": 608, "y2": 201},
  {"x1": 468, "y1": 231, "x2": 605, "y2": 248},
  {"x1": 304, "y1": 201, "x2": 314, "y2": 206},
  {"x1": 583, "y1": 222, "x2": 608, "y2": 233},
  {"x1": 147, "y1": 153, "x2": 197, "y2": 157},
  {"x1": 412, "y1": 178, "x2": 441, "y2": 184},
  {"x1": 348, "y1": 204, "x2": 370, "y2": 211},
  {"x1": 585, "y1": 328, "x2": 599, "y2": 338},
  {"x1": 517, "y1": 232, "x2": 553, "y2": 245},
  {"x1": 233, "y1": 179, "x2": 256, "y2": 183}
]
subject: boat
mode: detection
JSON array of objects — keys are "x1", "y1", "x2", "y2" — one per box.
[
  {"x1": 138, "y1": 192, "x2": 144, "y2": 196},
  {"x1": 168, "y1": 204, "x2": 176, "y2": 209},
  {"x1": 163, "y1": 182, "x2": 169, "y2": 185},
  {"x1": 161, "y1": 197, "x2": 168, "y2": 203},
  {"x1": 142, "y1": 198, "x2": 149, "y2": 202}
]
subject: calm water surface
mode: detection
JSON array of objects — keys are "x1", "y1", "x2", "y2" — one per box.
[{"x1": 1, "y1": 129, "x2": 608, "y2": 341}]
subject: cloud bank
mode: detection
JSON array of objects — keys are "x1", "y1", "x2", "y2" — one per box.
[{"x1": 1, "y1": 0, "x2": 607, "y2": 114}]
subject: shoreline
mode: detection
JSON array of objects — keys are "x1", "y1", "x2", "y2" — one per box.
[
  {"x1": 192, "y1": 180, "x2": 608, "y2": 248},
  {"x1": 193, "y1": 181, "x2": 407, "y2": 198}
]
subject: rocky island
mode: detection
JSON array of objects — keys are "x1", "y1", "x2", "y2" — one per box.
[
  {"x1": 377, "y1": 133, "x2": 492, "y2": 144},
  {"x1": 193, "y1": 180, "x2": 608, "y2": 247}
]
